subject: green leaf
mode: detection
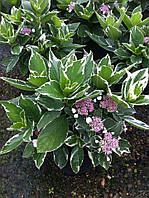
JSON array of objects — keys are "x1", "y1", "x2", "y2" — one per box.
[
  {"x1": 106, "y1": 15, "x2": 115, "y2": 26},
  {"x1": 132, "y1": 5, "x2": 142, "y2": 14},
  {"x1": 36, "y1": 81, "x2": 64, "y2": 99},
  {"x1": 0, "y1": 17, "x2": 14, "y2": 40},
  {"x1": 76, "y1": 90, "x2": 103, "y2": 102},
  {"x1": 95, "y1": 11, "x2": 107, "y2": 29},
  {"x1": 131, "y1": 12, "x2": 142, "y2": 26},
  {"x1": 29, "y1": 49, "x2": 47, "y2": 76},
  {"x1": 2, "y1": 55, "x2": 19, "y2": 72},
  {"x1": 8, "y1": 122, "x2": 26, "y2": 130},
  {"x1": 70, "y1": 145, "x2": 84, "y2": 174},
  {"x1": 0, "y1": 101, "x2": 23, "y2": 123},
  {"x1": 130, "y1": 95, "x2": 149, "y2": 105},
  {"x1": 23, "y1": 123, "x2": 34, "y2": 142},
  {"x1": 103, "y1": 118, "x2": 117, "y2": 130},
  {"x1": 99, "y1": 54, "x2": 111, "y2": 66},
  {"x1": 33, "y1": 151, "x2": 47, "y2": 169},
  {"x1": 0, "y1": 35, "x2": 7, "y2": 43},
  {"x1": 41, "y1": 11, "x2": 58, "y2": 24},
  {"x1": 114, "y1": 47, "x2": 131, "y2": 59},
  {"x1": 22, "y1": 0, "x2": 33, "y2": 12},
  {"x1": 130, "y1": 26, "x2": 144, "y2": 47},
  {"x1": 122, "y1": 69, "x2": 148, "y2": 102},
  {"x1": 109, "y1": 121, "x2": 123, "y2": 137},
  {"x1": 5, "y1": 0, "x2": 18, "y2": 5},
  {"x1": 37, "y1": 111, "x2": 60, "y2": 130},
  {"x1": 124, "y1": 116, "x2": 149, "y2": 130},
  {"x1": 123, "y1": 13, "x2": 132, "y2": 29},
  {"x1": 11, "y1": 45, "x2": 23, "y2": 55},
  {"x1": 110, "y1": 95, "x2": 130, "y2": 109},
  {"x1": 65, "y1": 135, "x2": 78, "y2": 147},
  {"x1": 30, "y1": 0, "x2": 51, "y2": 16},
  {"x1": 77, "y1": 24, "x2": 89, "y2": 37},
  {"x1": 52, "y1": 15, "x2": 61, "y2": 28},
  {"x1": 139, "y1": 17, "x2": 149, "y2": 27},
  {"x1": 28, "y1": 75, "x2": 48, "y2": 87},
  {"x1": 98, "y1": 66, "x2": 113, "y2": 80},
  {"x1": 93, "y1": 109, "x2": 102, "y2": 118},
  {"x1": 92, "y1": 75, "x2": 108, "y2": 89},
  {"x1": 105, "y1": 25, "x2": 122, "y2": 41},
  {"x1": 0, "y1": 132, "x2": 24, "y2": 155},
  {"x1": 68, "y1": 84, "x2": 89, "y2": 100},
  {"x1": 77, "y1": 116, "x2": 90, "y2": 130},
  {"x1": 23, "y1": 142, "x2": 35, "y2": 158},
  {"x1": 119, "y1": 139, "x2": 130, "y2": 150},
  {"x1": 68, "y1": 23, "x2": 80, "y2": 32},
  {"x1": 66, "y1": 60, "x2": 84, "y2": 85},
  {"x1": 37, "y1": 115, "x2": 68, "y2": 152},
  {"x1": 62, "y1": 50, "x2": 77, "y2": 66},
  {"x1": 108, "y1": 64, "x2": 135, "y2": 85},
  {"x1": 118, "y1": 107, "x2": 136, "y2": 116},
  {"x1": 53, "y1": 145, "x2": 69, "y2": 169},
  {"x1": 123, "y1": 43, "x2": 136, "y2": 54},
  {"x1": 36, "y1": 95, "x2": 64, "y2": 111},
  {"x1": 19, "y1": 95, "x2": 41, "y2": 123},
  {"x1": 86, "y1": 31, "x2": 117, "y2": 52},
  {"x1": 88, "y1": 151, "x2": 100, "y2": 167},
  {"x1": 99, "y1": 153, "x2": 110, "y2": 170},
  {"x1": 0, "y1": 77, "x2": 36, "y2": 91},
  {"x1": 130, "y1": 55, "x2": 142, "y2": 64},
  {"x1": 60, "y1": 68, "x2": 70, "y2": 90},
  {"x1": 82, "y1": 51, "x2": 94, "y2": 83},
  {"x1": 48, "y1": 49, "x2": 62, "y2": 82},
  {"x1": 63, "y1": 43, "x2": 84, "y2": 49}
]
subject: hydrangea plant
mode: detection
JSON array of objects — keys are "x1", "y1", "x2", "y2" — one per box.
[
  {"x1": 0, "y1": 50, "x2": 149, "y2": 173},
  {"x1": 0, "y1": 0, "x2": 83, "y2": 74}
]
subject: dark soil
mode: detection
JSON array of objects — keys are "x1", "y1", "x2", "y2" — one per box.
[{"x1": 0, "y1": 44, "x2": 149, "y2": 198}]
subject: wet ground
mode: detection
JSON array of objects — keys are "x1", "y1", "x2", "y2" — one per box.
[{"x1": 0, "y1": 45, "x2": 149, "y2": 198}]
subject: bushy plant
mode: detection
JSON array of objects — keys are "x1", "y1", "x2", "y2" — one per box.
[
  {"x1": 0, "y1": 0, "x2": 149, "y2": 174},
  {"x1": 0, "y1": 50, "x2": 149, "y2": 173}
]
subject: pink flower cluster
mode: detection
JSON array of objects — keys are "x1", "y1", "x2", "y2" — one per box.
[
  {"x1": 100, "y1": 133, "x2": 119, "y2": 155},
  {"x1": 75, "y1": 98, "x2": 94, "y2": 116},
  {"x1": 144, "y1": 37, "x2": 149, "y2": 44},
  {"x1": 68, "y1": 2, "x2": 75, "y2": 12},
  {"x1": 89, "y1": 117, "x2": 104, "y2": 132},
  {"x1": 100, "y1": 4, "x2": 110, "y2": 14},
  {"x1": 21, "y1": 28, "x2": 32, "y2": 35},
  {"x1": 100, "y1": 95, "x2": 117, "y2": 112},
  {"x1": 114, "y1": 1, "x2": 119, "y2": 7}
]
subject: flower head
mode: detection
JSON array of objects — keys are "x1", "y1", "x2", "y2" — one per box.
[
  {"x1": 68, "y1": 2, "x2": 75, "y2": 12},
  {"x1": 100, "y1": 4, "x2": 110, "y2": 14},
  {"x1": 100, "y1": 132, "x2": 119, "y2": 155},
  {"x1": 75, "y1": 98, "x2": 94, "y2": 116},
  {"x1": 100, "y1": 95, "x2": 117, "y2": 112},
  {"x1": 21, "y1": 28, "x2": 32, "y2": 35},
  {"x1": 88, "y1": 116, "x2": 104, "y2": 132}
]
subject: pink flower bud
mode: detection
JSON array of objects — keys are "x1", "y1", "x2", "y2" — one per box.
[
  {"x1": 33, "y1": 139, "x2": 37, "y2": 148},
  {"x1": 21, "y1": 28, "x2": 32, "y2": 35}
]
